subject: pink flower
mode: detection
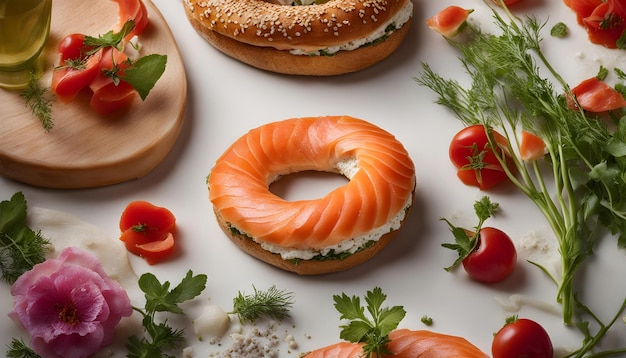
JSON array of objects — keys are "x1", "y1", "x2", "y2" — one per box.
[{"x1": 9, "y1": 247, "x2": 133, "y2": 358}]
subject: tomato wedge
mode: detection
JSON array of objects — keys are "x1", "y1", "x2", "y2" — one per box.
[
  {"x1": 567, "y1": 77, "x2": 626, "y2": 112},
  {"x1": 119, "y1": 200, "x2": 176, "y2": 264},
  {"x1": 426, "y1": 6, "x2": 473, "y2": 38},
  {"x1": 564, "y1": 0, "x2": 603, "y2": 24},
  {"x1": 519, "y1": 131, "x2": 546, "y2": 161}
]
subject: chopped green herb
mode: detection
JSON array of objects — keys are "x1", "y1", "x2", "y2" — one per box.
[
  {"x1": 420, "y1": 315, "x2": 433, "y2": 326},
  {"x1": 0, "y1": 192, "x2": 51, "y2": 284},
  {"x1": 550, "y1": 22, "x2": 567, "y2": 37}
]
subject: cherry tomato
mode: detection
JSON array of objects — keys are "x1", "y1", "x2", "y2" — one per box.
[
  {"x1": 462, "y1": 227, "x2": 516, "y2": 283},
  {"x1": 492, "y1": 318, "x2": 553, "y2": 358},
  {"x1": 57, "y1": 33, "x2": 95, "y2": 63},
  {"x1": 449, "y1": 125, "x2": 511, "y2": 190}
]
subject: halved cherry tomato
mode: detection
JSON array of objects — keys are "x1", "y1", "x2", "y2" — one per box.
[
  {"x1": 519, "y1": 131, "x2": 546, "y2": 161},
  {"x1": 449, "y1": 125, "x2": 512, "y2": 190},
  {"x1": 462, "y1": 227, "x2": 517, "y2": 283},
  {"x1": 566, "y1": 0, "x2": 626, "y2": 48},
  {"x1": 567, "y1": 77, "x2": 626, "y2": 112},
  {"x1": 426, "y1": 6, "x2": 473, "y2": 38},
  {"x1": 119, "y1": 200, "x2": 176, "y2": 264},
  {"x1": 492, "y1": 317, "x2": 553, "y2": 358}
]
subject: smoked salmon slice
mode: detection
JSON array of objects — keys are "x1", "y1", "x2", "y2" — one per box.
[
  {"x1": 208, "y1": 116, "x2": 416, "y2": 250},
  {"x1": 303, "y1": 329, "x2": 488, "y2": 358}
]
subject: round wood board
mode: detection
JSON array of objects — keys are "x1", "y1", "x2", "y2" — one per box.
[{"x1": 0, "y1": 0, "x2": 186, "y2": 189}]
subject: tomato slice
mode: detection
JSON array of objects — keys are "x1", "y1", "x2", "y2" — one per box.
[
  {"x1": 118, "y1": 201, "x2": 177, "y2": 265},
  {"x1": 51, "y1": 49, "x2": 103, "y2": 103},
  {"x1": 119, "y1": 200, "x2": 176, "y2": 233},
  {"x1": 112, "y1": 0, "x2": 149, "y2": 40},
  {"x1": 564, "y1": 0, "x2": 603, "y2": 24},
  {"x1": 88, "y1": 47, "x2": 137, "y2": 114},
  {"x1": 567, "y1": 77, "x2": 626, "y2": 112},
  {"x1": 426, "y1": 6, "x2": 473, "y2": 38}
]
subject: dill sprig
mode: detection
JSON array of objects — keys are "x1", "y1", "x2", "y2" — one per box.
[
  {"x1": 19, "y1": 72, "x2": 53, "y2": 132},
  {"x1": 0, "y1": 192, "x2": 51, "y2": 284},
  {"x1": 6, "y1": 338, "x2": 39, "y2": 358},
  {"x1": 231, "y1": 285, "x2": 294, "y2": 324},
  {"x1": 416, "y1": 5, "x2": 626, "y2": 356}
]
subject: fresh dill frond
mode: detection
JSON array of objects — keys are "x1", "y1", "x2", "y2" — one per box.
[
  {"x1": 416, "y1": 6, "x2": 626, "y2": 356},
  {"x1": 0, "y1": 192, "x2": 51, "y2": 284},
  {"x1": 19, "y1": 72, "x2": 53, "y2": 132},
  {"x1": 231, "y1": 285, "x2": 295, "y2": 324}
]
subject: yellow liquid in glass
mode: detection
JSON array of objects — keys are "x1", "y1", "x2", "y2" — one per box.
[{"x1": 0, "y1": 0, "x2": 52, "y2": 89}]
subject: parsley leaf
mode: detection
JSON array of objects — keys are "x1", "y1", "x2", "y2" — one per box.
[
  {"x1": 0, "y1": 192, "x2": 50, "y2": 284},
  {"x1": 333, "y1": 287, "x2": 405, "y2": 357},
  {"x1": 127, "y1": 270, "x2": 207, "y2": 358}
]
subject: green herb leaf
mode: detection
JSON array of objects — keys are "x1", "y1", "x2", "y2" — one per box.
[
  {"x1": 128, "y1": 270, "x2": 207, "y2": 358},
  {"x1": 441, "y1": 196, "x2": 499, "y2": 271},
  {"x1": 0, "y1": 192, "x2": 50, "y2": 284},
  {"x1": 231, "y1": 285, "x2": 294, "y2": 324},
  {"x1": 84, "y1": 20, "x2": 135, "y2": 52},
  {"x1": 122, "y1": 54, "x2": 167, "y2": 100},
  {"x1": 6, "y1": 338, "x2": 40, "y2": 358},
  {"x1": 550, "y1": 22, "x2": 568, "y2": 37},
  {"x1": 333, "y1": 287, "x2": 405, "y2": 357}
]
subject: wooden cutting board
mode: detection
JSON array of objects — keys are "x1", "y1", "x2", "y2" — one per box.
[{"x1": 0, "y1": 0, "x2": 186, "y2": 189}]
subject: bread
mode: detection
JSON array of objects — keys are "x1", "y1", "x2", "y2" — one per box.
[{"x1": 183, "y1": 0, "x2": 413, "y2": 75}]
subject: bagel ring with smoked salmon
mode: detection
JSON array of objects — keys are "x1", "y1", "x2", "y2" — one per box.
[
  {"x1": 207, "y1": 116, "x2": 416, "y2": 275},
  {"x1": 183, "y1": 0, "x2": 414, "y2": 76}
]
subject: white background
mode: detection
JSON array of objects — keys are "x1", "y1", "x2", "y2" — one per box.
[{"x1": 2, "y1": 0, "x2": 626, "y2": 356}]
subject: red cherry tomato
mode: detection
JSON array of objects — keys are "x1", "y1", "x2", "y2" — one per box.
[
  {"x1": 492, "y1": 318, "x2": 553, "y2": 358},
  {"x1": 449, "y1": 125, "x2": 511, "y2": 190},
  {"x1": 57, "y1": 33, "x2": 95, "y2": 63},
  {"x1": 462, "y1": 227, "x2": 517, "y2": 283}
]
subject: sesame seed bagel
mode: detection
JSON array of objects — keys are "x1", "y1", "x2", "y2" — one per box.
[{"x1": 183, "y1": 0, "x2": 413, "y2": 75}]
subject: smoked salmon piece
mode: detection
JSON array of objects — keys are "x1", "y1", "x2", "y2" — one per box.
[
  {"x1": 208, "y1": 116, "x2": 416, "y2": 250},
  {"x1": 303, "y1": 329, "x2": 488, "y2": 357}
]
